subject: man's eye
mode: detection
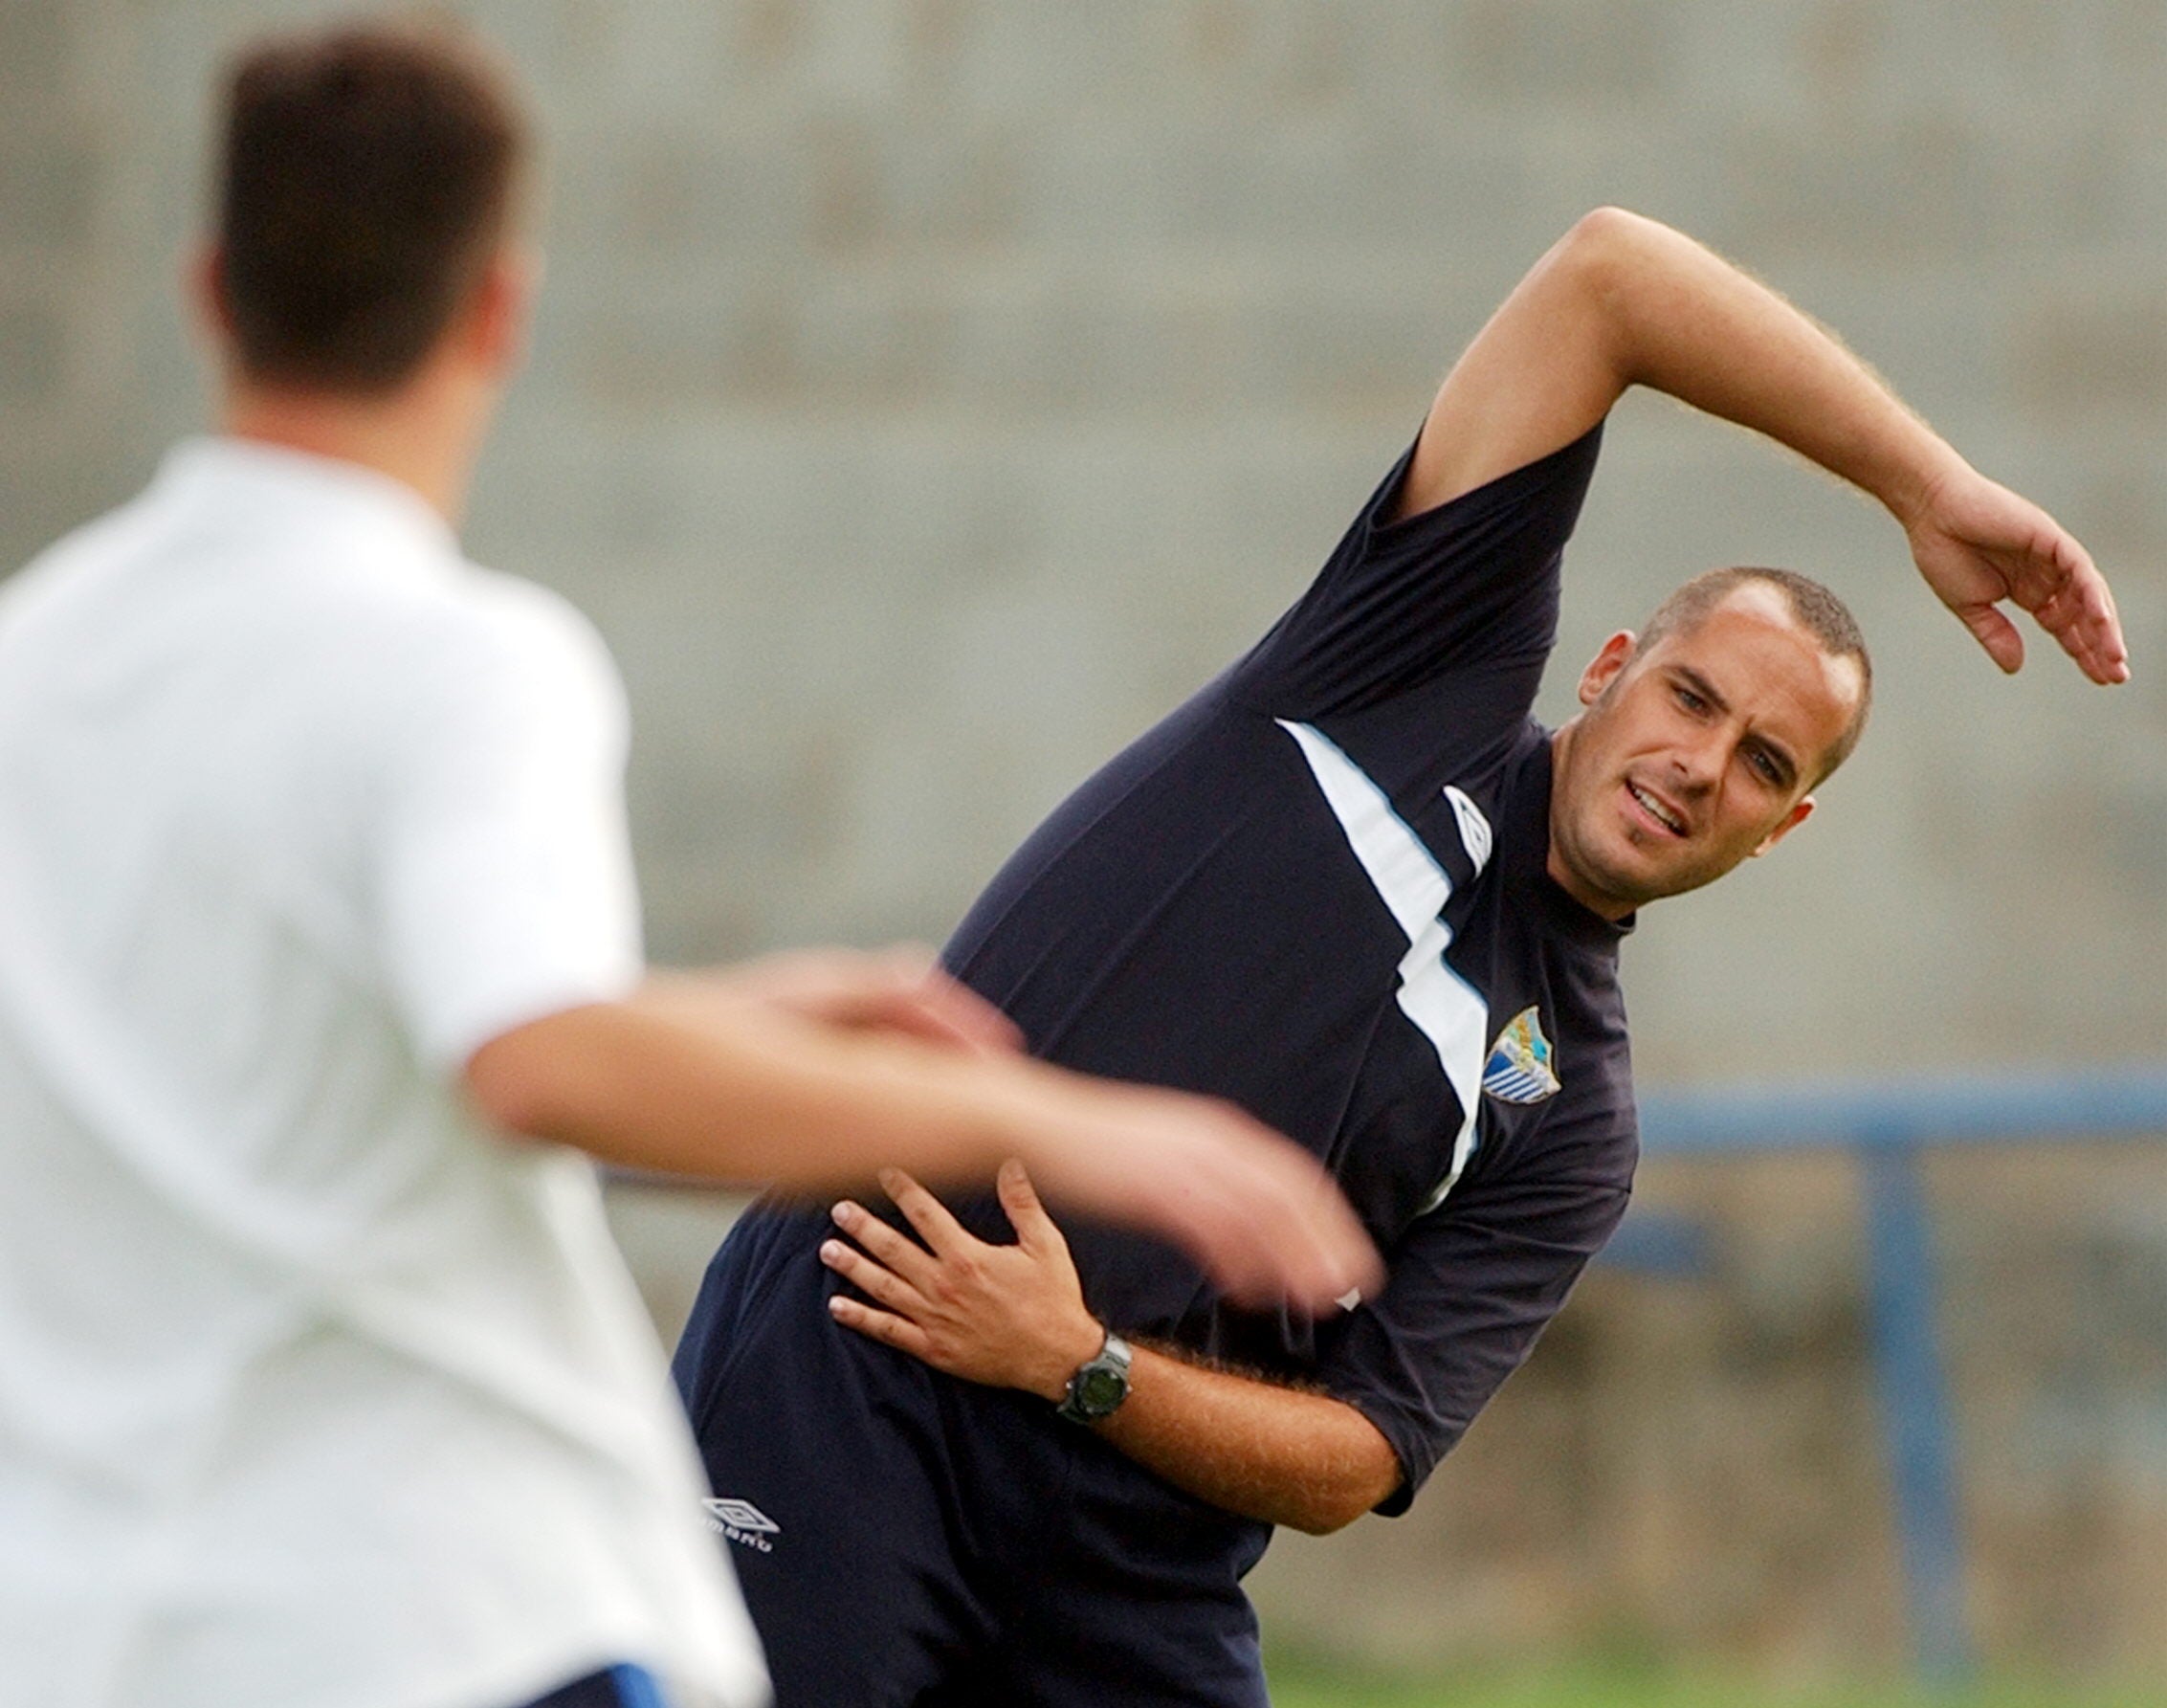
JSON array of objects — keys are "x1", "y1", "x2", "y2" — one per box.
[
  {"x1": 1748, "y1": 749, "x2": 1782, "y2": 784},
  {"x1": 1673, "y1": 685, "x2": 1705, "y2": 712}
]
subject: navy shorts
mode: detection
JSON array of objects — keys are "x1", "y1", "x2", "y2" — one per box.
[
  {"x1": 672, "y1": 1205, "x2": 1273, "y2": 1708},
  {"x1": 519, "y1": 1663, "x2": 668, "y2": 1707}
]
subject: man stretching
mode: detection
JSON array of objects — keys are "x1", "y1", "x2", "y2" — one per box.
[{"x1": 674, "y1": 208, "x2": 2125, "y2": 1707}]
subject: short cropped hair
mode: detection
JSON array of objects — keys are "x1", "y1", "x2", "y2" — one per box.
[
  {"x1": 1638, "y1": 566, "x2": 1873, "y2": 783},
  {"x1": 217, "y1": 20, "x2": 527, "y2": 391}
]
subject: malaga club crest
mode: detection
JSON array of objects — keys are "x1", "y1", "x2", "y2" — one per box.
[{"x1": 1483, "y1": 1007, "x2": 1559, "y2": 1104}]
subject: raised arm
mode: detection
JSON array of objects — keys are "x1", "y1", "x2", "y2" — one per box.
[
  {"x1": 1404, "y1": 208, "x2": 2126, "y2": 684},
  {"x1": 463, "y1": 959, "x2": 1380, "y2": 1315}
]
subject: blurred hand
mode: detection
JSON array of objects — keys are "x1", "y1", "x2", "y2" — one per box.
[
  {"x1": 822, "y1": 1162, "x2": 1105, "y2": 1400},
  {"x1": 654, "y1": 945, "x2": 1024, "y2": 1058},
  {"x1": 1908, "y1": 466, "x2": 2128, "y2": 684},
  {"x1": 993, "y1": 1063, "x2": 1382, "y2": 1313}
]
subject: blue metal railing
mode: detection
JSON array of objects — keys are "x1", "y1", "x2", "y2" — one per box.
[{"x1": 1630, "y1": 1065, "x2": 2167, "y2": 1686}]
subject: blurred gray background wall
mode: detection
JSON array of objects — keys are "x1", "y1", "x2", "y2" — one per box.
[{"x1": 6, "y1": 0, "x2": 2165, "y2": 1684}]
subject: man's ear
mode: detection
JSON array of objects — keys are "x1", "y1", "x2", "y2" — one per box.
[
  {"x1": 457, "y1": 245, "x2": 539, "y2": 377},
  {"x1": 1577, "y1": 631, "x2": 1637, "y2": 707},
  {"x1": 1751, "y1": 794, "x2": 1816, "y2": 857},
  {"x1": 186, "y1": 242, "x2": 234, "y2": 344}
]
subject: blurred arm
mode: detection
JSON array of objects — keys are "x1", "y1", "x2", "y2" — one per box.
[{"x1": 463, "y1": 962, "x2": 1381, "y2": 1312}]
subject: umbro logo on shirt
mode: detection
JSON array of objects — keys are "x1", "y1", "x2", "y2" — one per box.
[
  {"x1": 702, "y1": 1497, "x2": 780, "y2": 1552},
  {"x1": 1483, "y1": 1007, "x2": 1560, "y2": 1104}
]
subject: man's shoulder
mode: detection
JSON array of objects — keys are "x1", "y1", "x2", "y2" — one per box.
[
  {"x1": 306, "y1": 555, "x2": 623, "y2": 715},
  {"x1": 465, "y1": 565, "x2": 613, "y2": 656},
  {"x1": 0, "y1": 485, "x2": 170, "y2": 637}
]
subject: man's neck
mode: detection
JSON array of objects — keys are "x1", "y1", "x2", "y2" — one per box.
[{"x1": 218, "y1": 375, "x2": 483, "y2": 524}]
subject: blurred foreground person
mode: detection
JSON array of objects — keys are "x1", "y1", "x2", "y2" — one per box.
[
  {"x1": 0, "y1": 23, "x2": 1375, "y2": 1708},
  {"x1": 674, "y1": 208, "x2": 2128, "y2": 1706}
]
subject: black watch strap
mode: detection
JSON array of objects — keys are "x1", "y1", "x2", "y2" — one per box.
[{"x1": 1054, "y1": 1329, "x2": 1133, "y2": 1425}]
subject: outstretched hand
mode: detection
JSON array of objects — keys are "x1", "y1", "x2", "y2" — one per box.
[
  {"x1": 655, "y1": 945, "x2": 1025, "y2": 1057},
  {"x1": 1908, "y1": 467, "x2": 2128, "y2": 684},
  {"x1": 1001, "y1": 1071, "x2": 1382, "y2": 1312},
  {"x1": 823, "y1": 1161, "x2": 1106, "y2": 1401}
]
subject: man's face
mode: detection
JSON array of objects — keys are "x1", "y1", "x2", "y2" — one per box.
[{"x1": 1547, "y1": 585, "x2": 1864, "y2": 919}]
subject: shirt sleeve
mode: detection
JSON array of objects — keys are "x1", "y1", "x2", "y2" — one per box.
[
  {"x1": 1227, "y1": 422, "x2": 1604, "y2": 722},
  {"x1": 1310, "y1": 1129, "x2": 1631, "y2": 1516},
  {"x1": 365, "y1": 583, "x2": 645, "y2": 1074}
]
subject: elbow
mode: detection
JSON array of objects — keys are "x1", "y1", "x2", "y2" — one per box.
[
  {"x1": 1269, "y1": 1409, "x2": 1404, "y2": 1535},
  {"x1": 1281, "y1": 1457, "x2": 1404, "y2": 1537},
  {"x1": 1560, "y1": 205, "x2": 1658, "y2": 266},
  {"x1": 1548, "y1": 206, "x2": 1665, "y2": 381},
  {"x1": 1283, "y1": 1483, "x2": 1385, "y2": 1537},
  {"x1": 1549, "y1": 208, "x2": 1648, "y2": 306},
  {"x1": 1284, "y1": 1501, "x2": 1363, "y2": 1538},
  {"x1": 464, "y1": 1031, "x2": 554, "y2": 1138},
  {"x1": 464, "y1": 1006, "x2": 610, "y2": 1141}
]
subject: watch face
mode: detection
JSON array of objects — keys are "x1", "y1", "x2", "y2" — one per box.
[{"x1": 1077, "y1": 1365, "x2": 1126, "y2": 1413}]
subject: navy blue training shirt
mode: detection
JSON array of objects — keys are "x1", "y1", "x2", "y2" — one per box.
[{"x1": 940, "y1": 422, "x2": 1634, "y2": 1510}]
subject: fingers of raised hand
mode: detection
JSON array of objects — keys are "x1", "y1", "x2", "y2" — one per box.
[
  {"x1": 1936, "y1": 541, "x2": 2127, "y2": 684},
  {"x1": 1959, "y1": 603, "x2": 2025, "y2": 675},
  {"x1": 2055, "y1": 569, "x2": 2130, "y2": 684},
  {"x1": 2024, "y1": 579, "x2": 2125, "y2": 683},
  {"x1": 2010, "y1": 523, "x2": 2128, "y2": 684}
]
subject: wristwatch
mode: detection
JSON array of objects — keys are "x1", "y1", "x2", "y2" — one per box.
[{"x1": 1054, "y1": 1327, "x2": 1133, "y2": 1426}]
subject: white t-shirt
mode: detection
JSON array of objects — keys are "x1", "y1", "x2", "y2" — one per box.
[{"x1": 0, "y1": 440, "x2": 767, "y2": 1708}]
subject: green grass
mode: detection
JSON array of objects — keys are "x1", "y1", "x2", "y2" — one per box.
[{"x1": 1262, "y1": 1656, "x2": 2165, "y2": 1708}]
